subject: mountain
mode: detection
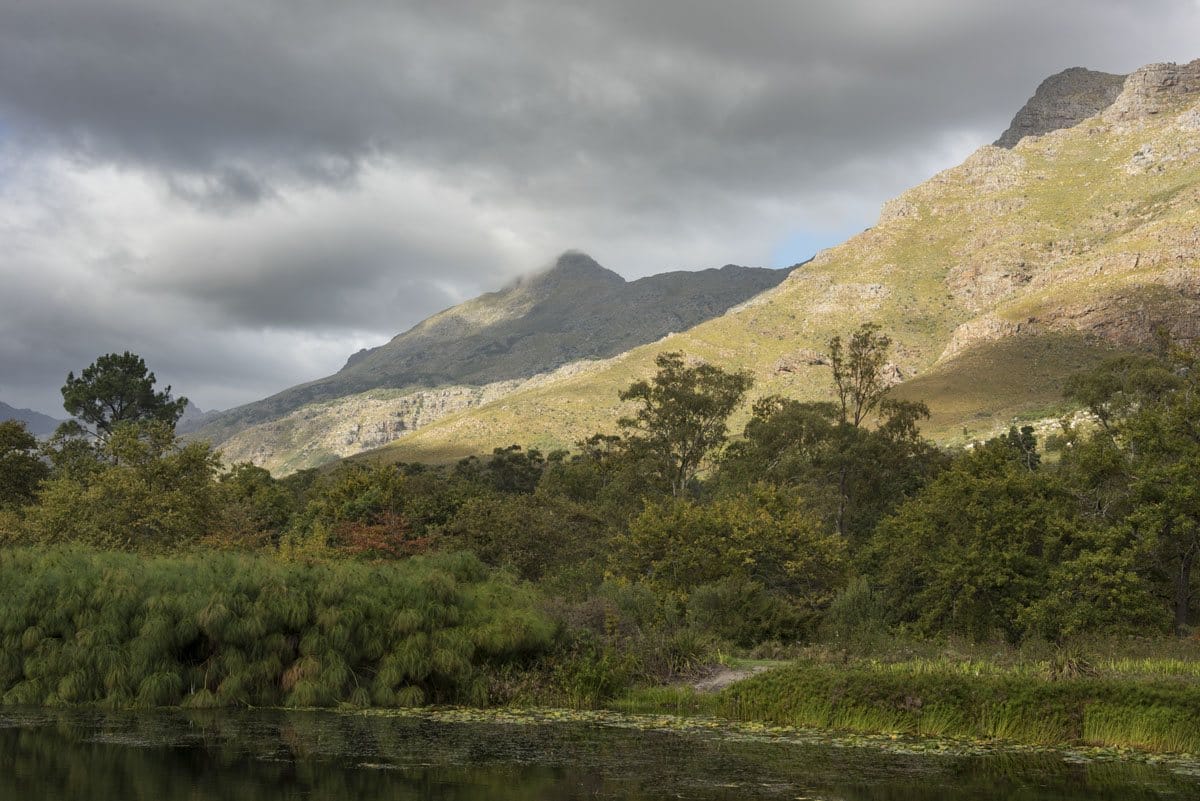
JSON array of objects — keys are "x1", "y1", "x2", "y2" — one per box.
[
  {"x1": 355, "y1": 58, "x2": 1200, "y2": 466},
  {"x1": 195, "y1": 254, "x2": 795, "y2": 471},
  {"x1": 0, "y1": 402, "x2": 62, "y2": 437}
]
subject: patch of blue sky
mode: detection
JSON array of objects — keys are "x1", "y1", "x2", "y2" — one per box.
[{"x1": 770, "y1": 223, "x2": 866, "y2": 269}]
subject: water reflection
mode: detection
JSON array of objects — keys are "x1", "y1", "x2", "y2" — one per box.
[{"x1": 0, "y1": 708, "x2": 1196, "y2": 800}]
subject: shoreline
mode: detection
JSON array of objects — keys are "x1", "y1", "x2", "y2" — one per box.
[{"x1": 609, "y1": 661, "x2": 1200, "y2": 756}]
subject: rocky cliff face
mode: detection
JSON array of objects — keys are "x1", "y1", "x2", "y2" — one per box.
[
  {"x1": 1104, "y1": 59, "x2": 1200, "y2": 121},
  {"x1": 214, "y1": 358, "x2": 611, "y2": 473},
  {"x1": 995, "y1": 67, "x2": 1126, "y2": 148}
]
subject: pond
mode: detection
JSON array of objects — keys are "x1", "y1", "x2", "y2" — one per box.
[{"x1": 1, "y1": 707, "x2": 1198, "y2": 800}]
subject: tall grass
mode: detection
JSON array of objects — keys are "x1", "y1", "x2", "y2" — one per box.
[
  {"x1": 0, "y1": 547, "x2": 555, "y2": 709},
  {"x1": 618, "y1": 660, "x2": 1200, "y2": 753}
]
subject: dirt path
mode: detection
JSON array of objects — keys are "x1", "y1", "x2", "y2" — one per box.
[{"x1": 689, "y1": 664, "x2": 772, "y2": 693}]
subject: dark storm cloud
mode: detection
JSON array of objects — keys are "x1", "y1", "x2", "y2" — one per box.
[
  {"x1": 3, "y1": 1, "x2": 1193, "y2": 191},
  {"x1": 0, "y1": 0, "x2": 1197, "y2": 412}
]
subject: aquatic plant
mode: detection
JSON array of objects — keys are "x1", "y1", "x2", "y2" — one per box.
[{"x1": 0, "y1": 547, "x2": 555, "y2": 709}]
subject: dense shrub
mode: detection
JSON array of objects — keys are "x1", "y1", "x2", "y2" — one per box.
[
  {"x1": 818, "y1": 577, "x2": 889, "y2": 647},
  {"x1": 613, "y1": 485, "x2": 846, "y2": 608},
  {"x1": 688, "y1": 576, "x2": 808, "y2": 646},
  {"x1": 0, "y1": 547, "x2": 555, "y2": 708}
]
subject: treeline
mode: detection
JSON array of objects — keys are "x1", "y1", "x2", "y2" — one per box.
[{"x1": 1, "y1": 331, "x2": 1198, "y2": 705}]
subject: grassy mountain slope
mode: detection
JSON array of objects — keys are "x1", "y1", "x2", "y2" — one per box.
[
  {"x1": 199, "y1": 253, "x2": 793, "y2": 471},
  {"x1": 360, "y1": 60, "x2": 1200, "y2": 465}
]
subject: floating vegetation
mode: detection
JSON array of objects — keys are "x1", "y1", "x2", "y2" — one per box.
[
  {"x1": 344, "y1": 705, "x2": 1200, "y2": 778},
  {"x1": 0, "y1": 547, "x2": 555, "y2": 709}
]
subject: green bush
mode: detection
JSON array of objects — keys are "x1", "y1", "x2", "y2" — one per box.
[
  {"x1": 27, "y1": 423, "x2": 221, "y2": 550},
  {"x1": 613, "y1": 485, "x2": 846, "y2": 606},
  {"x1": 688, "y1": 575, "x2": 807, "y2": 646},
  {"x1": 819, "y1": 577, "x2": 889, "y2": 647}
]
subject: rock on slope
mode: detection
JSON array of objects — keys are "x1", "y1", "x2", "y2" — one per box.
[
  {"x1": 360, "y1": 59, "x2": 1200, "y2": 465},
  {"x1": 199, "y1": 253, "x2": 793, "y2": 472}
]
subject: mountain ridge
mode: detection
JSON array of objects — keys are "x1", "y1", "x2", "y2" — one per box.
[
  {"x1": 193, "y1": 252, "x2": 795, "y2": 466},
  {"x1": 0, "y1": 401, "x2": 62, "y2": 437}
]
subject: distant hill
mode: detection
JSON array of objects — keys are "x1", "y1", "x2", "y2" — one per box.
[
  {"x1": 0, "y1": 401, "x2": 62, "y2": 437},
  {"x1": 177, "y1": 401, "x2": 220, "y2": 429},
  {"x1": 195, "y1": 253, "x2": 794, "y2": 471},
  {"x1": 354, "y1": 59, "x2": 1200, "y2": 466}
]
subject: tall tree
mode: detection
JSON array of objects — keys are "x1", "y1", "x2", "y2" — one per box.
[
  {"x1": 618, "y1": 351, "x2": 753, "y2": 497},
  {"x1": 61, "y1": 352, "x2": 188, "y2": 438},
  {"x1": 828, "y1": 322, "x2": 892, "y2": 427},
  {"x1": 719, "y1": 394, "x2": 944, "y2": 544},
  {"x1": 0, "y1": 420, "x2": 49, "y2": 509},
  {"x1": 1064, "y1": 344, "x2": 1200, "y2": 634}
]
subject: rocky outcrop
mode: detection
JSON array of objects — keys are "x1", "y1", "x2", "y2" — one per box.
[
  {"x1": 995, "y1": 67, "x2": 1125, "y2": 148},
  {"x1": 939, "y1": 316, "x2": 1030, "y2": 362},
  {"x1": 772, "y1": 349, "x2": 828, "y2": 374},
  {"x1": 215, "y1": 357, "x2": 618, "y2": 473},
  {"x1": 1104, "y1": 60, "x2": 1200, "y2": 121}
]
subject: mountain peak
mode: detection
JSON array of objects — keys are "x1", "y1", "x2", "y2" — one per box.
[
  {"x1": 523, "y1": 251, "x2": 625, "y2": 289},
  {"x1": 546, "y1": 250, "x2": 623, "y2": 279},
  {"x1": 995, "y1": 66, "x2": 1126, "y2": 148}
]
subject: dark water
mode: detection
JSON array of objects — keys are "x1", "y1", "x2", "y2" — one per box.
[{"x1": 1, "y1": 708, "x2": 1198, "y2": 800}]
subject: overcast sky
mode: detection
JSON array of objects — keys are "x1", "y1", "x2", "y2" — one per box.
[{"x1": 1, "y1": 1, "x2": 1197, "y2": 415}]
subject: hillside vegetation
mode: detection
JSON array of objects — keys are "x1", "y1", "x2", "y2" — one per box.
[{"x1": 366, "y1": 60, "x2": 1200, "y2": 465}]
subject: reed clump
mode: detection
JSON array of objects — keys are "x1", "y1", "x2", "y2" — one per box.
[{"x1": 0, "y1": 547, "x2": 555, "y2": 709}]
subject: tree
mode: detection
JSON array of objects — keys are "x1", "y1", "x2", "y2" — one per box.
[
  {"x1": 993, "y1": 425, "x2": 1041, "y2": 471},
  {"x1": 867, "y1": 440, "x2": 1160, "y2": 642},
  {"x1": 61, "y1": 352, "x2": 188, "y2": 439},
  {"x1": 454, "y1": 445, "x2": 547, "y2": 494},
  {"x1": 618, "y1": 352, "x2": 753, "y2": 497},
  {"x1": 718, "y1": 351, "x2": 944, "y2": 545},
  {"x1": 0, "y1": 420, "x2": 49, "y2": 509},
  {"x1": 613, "y1": 484, "x2": 846, "y2": 607},
  {"x1": 211, "y1": 463, "x2": 298, "y2": 548},
  {"x1": 1064, "y1": 344, "x2": 1200, "y2": 634},
  {"x1": 439, "y1": 492, "x2": 607, "y2": 583},
  {"x1": 283, "y1": 463, "x2": 433, "y2": 559},
  {"x1": 828, "y1": 322, "x2": 892, "y2": 427},
  {"x1": 27, "y1": 421, "x2": 221, "y2": 549}
]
